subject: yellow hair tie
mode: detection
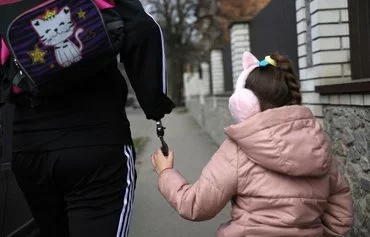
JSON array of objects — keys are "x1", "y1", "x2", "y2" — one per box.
[
  {"x1": 258, "y1": 55, "x2": 277, "y2": 67},
  {"x1": 264, "y1": 56, "x2": 277, "y2": 67}
]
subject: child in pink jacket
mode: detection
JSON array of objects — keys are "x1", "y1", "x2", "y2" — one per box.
[{"x1": 151, "y1": 52, "x2": 353, "y2": 237}]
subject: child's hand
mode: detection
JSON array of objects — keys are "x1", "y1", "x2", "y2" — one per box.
[{"x1": 151, "y1": 148, "x2": 174, "y2": 175}]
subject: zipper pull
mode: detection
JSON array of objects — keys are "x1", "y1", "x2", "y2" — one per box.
[
  {"x1": 13, "y1": 59, "x2": 25, "y2": 84},
  {"x1": 14, "y1": 58, "x2": 24, "y2": 77},
  {"x1": 13, "y1": 58, "x2": 22, "y2": 74},
  {"x1": 12, "y1": 58, "x2": 25, "y2": 95}
]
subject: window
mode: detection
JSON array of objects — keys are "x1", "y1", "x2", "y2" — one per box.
[
  {"x1": 315, "y1": 0, "x2": 370, "y2": 94},
  {"x1": 349, "y1": 0, "x2": 370, "y2": 80}
]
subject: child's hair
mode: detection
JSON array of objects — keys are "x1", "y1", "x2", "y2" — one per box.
[{"x1": 245, "y1": 52, "x2": 301, "y2": 111}]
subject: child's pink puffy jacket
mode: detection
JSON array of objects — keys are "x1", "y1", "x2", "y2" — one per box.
[{"x1": 158, "y1": 105, "x2": 353, "y2": 237}]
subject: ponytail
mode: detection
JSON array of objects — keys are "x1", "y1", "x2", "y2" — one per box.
[{"x1": 270, "y1": 53, "x2": 302, "y2": 105}]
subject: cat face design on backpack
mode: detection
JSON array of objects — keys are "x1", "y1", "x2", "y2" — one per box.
[{"x1": 31, "y1": 6, "x2": 84, "y2": 67}]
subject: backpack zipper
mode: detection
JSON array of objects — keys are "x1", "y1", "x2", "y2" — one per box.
[
  {"x1": 13, "y1": 58, "x2": 26, "y2": 86},
  {"x1": 13, "y1": 58, "x2": 23, "y2": 77}
]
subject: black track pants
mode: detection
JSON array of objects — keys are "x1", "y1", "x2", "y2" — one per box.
[{"x1": 11, "y1": 145, "x2": 136, "y2": 237}]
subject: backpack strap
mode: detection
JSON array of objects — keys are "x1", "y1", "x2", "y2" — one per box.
[
  {"x1": 0, "y1": 37, "x2": 14, "y2": 170},
  {"x1": 94, "y1": 0, "x2": 115, "y2": 9},
  {"x1": 0, "y1": 0, "x2": 22, "y2": 7},
  {"x1": 0, "y1": 102, "x2": 15, "y2": 173},
  {"x1": 1, "y1": 102, "x2": 15, "y2": 167}
]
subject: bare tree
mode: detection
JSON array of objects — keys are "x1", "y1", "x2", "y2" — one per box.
[
  {"x1": 141, "y1": 0, "x2": 201, "y2": 105},
  {"x1": 139, "y1": 0, "x2": 269, "y2": 104},
  {"x1": 194, "y1": 0, "x2": 224, "y2": 53},
  {"x1": 193, "y1": 0, "x2": 271, "y2": 57}
]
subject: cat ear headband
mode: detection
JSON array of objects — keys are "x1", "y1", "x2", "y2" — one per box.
[{"x1": 228, "y1": 52, "x2": 277, "y2": 123}]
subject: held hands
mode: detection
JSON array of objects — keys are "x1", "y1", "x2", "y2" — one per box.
[{"x1": 151, "y1": 148, "x2": 174, "y2": 175}]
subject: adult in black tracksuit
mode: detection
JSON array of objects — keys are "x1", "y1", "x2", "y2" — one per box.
[{"x1": 4, "y1": 0, "x2": 174, "y2": 236}]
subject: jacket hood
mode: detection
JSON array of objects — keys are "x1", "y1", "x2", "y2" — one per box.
[{"x1": 225, "y1": 106, "x2": 332, "y2": 177}]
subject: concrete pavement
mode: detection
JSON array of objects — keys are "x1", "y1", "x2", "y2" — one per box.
[{"x1": 127, "y1": 108, "x2": 231, "y2": 237}]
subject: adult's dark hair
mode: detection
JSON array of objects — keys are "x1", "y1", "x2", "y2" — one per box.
[{"x1": 245, "y1": 52, "x2": 302, "y2": 111}]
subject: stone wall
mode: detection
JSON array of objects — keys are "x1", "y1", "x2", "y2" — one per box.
[{"x1": 324, "y1": 106, "x2": 370, "y2": 236}]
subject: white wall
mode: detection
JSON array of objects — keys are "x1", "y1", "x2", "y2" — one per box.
[
  {"x1": 230, "y1": 23, "x2": 251, "y2": 88},
  {"x1": 210, "y1": 50, "x2": 225, "y2": 94},
  {"x1": 183, "y1": 62, "x2": 211, "y2": 103},
  {"x1": 296, "y1": 0, "x2": 370, "y2": 116}
]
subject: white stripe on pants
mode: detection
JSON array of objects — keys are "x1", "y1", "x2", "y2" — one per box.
[{"x1": 116, "y1": 145, "x2": 135, "y2": 237}]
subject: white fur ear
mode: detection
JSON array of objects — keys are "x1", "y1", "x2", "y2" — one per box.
[
  {"x1": 228, "y1": 88, "x2": 261, "y2": 123},
  {"x1": 242, "y1": 52, "x2": 259, "y2": 70}
]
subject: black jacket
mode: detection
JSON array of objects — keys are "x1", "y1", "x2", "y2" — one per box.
[{"x1": 116, "y1": 0, "x2": 175, "y2": 121}]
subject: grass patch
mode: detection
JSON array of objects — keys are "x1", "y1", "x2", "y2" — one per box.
[
  {"x1": 133, "y1": 137, "x2": 143, "y2": 149},
  {"x1": 133, "y1": 137, "x2": 146, "y2": 152},
  {"x1": 176, "y1": 107, "x2": 188, "y2": 114}
]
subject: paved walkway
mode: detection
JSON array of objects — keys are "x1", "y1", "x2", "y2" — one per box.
[{"x1": 127, "y1": 108, "x2": 231, "y2": 237}]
